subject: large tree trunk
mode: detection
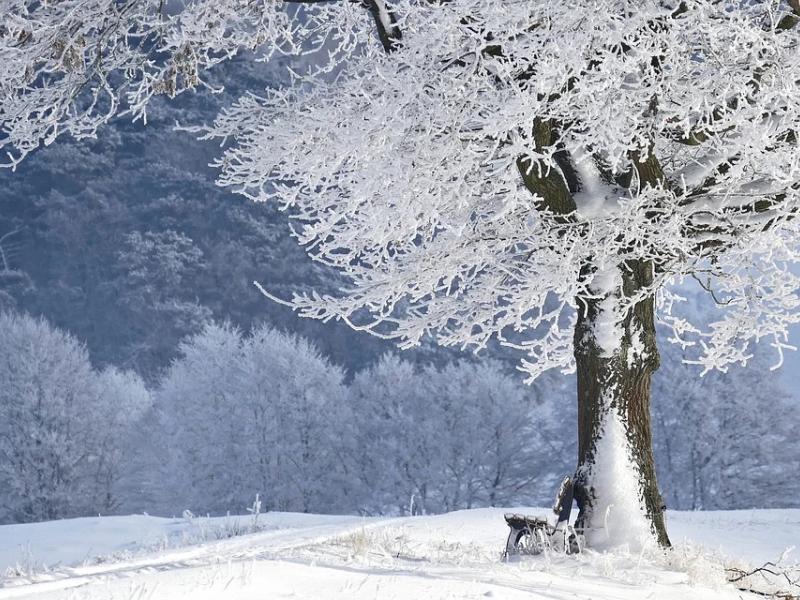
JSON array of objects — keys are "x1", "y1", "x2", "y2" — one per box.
[{"x1": 572, "y1": 259, "x2": 670, "y2": 550}]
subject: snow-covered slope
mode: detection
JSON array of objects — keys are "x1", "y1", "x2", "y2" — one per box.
[{"x1": 0, "y1": 508, "x2": 797, "y2": 599}]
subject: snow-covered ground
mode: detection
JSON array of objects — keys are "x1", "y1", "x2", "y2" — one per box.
[{"x1": 0, "y1": 508, "x2": 797, "y2": 599}]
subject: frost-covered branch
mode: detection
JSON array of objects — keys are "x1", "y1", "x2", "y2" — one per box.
[
  {"x1": 726, "y1": 559, "x2": 800, "y2": 599},
  {"x1": 0, "y1": 0, "x2": 392, "y2": 166}
]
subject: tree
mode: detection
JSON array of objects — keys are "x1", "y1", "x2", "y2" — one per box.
[
  {"x1": 158, "y1": 322, "x2": 352, "y2": 514},
  {"x1": 652, "y1": 296, "x2": 800, "y2": 510},
  {"x1": 92, "y1": 366, "x2": 152, "y2": 513},
  {"x1": 239, "y1": 324, "x2": 353, "y2": 512},
  {"x1": 0, "y1": 312, "x2": 97, "y2": 522},
  {"x1": 350, "y1": 356, "x2": 570, "y2": 515},
  {"x1": 0, "y1": 312, "x2": 151, "y2": 522},
  {"x1": 157, "y1": 322, "x2": 248, "y2": 513},
  {"x1": 349, "y1": 355, "x2": 443, "y2": 515},
  {"x1": 115, "y1": 230, "x2": 212, "y2": 374},
  {"x1": 3, "y1": 0, "x2": 800, "y2": 548}
]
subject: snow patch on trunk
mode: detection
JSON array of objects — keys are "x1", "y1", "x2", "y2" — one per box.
[
  {"x1": 590, "y1": 265, "x2": 623, "y2": 358},
  {"x1": 572, "y1": 146, "x2": 620, "y2": 220},
  {"x1": 587, "y1": 402, "x2": 656, "y2": 552},
  {"x1": 626, "y1": 322, "x2": 649, "y2": 368}
]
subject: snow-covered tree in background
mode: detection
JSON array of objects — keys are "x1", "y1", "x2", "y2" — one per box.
[
  {"x1": 92, "y1": 366, "x2": 152, "y2": 513},
  {"x1": 654, "y1": 344, "x2": 800, "y2": 510},
  {"x1": 156, "y1": 323, "x2": 245, "y2": 512},
  {"x1": 350, "y1": 356, "x2": 569, "y2": 515},
  {"x1": 158, "y1": 322, "x2": 352, "y2": 514},
  {"x1": 652, "y1": 295, "x2": 800, "y2": 510},
  {"x1": 115, "y1": 230, "x2": 212, "y2": 374},
  {"x1": 240, "y1": 324, "x2": 352, "y2": 512},
  {"x1": 0, "y1": 312, "x2": 96, "y2": 522},
  {"x1": 349, "y1": 356, "x2": 443, "y2": 515},
  {"x1": 0, "y1": 312, "x2": 151, "y2": 522},
  {"x1": 4, "y1": 0, "x2": 800, "y2": 547}
]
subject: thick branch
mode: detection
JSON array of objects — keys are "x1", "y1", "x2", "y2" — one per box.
[
  {"x1": 631, "y1": 148, "x2": 667, "y2": 189},
  {"x1": 516, "y1": 119, "x2": 577, "y2": 221},
  {"x1": 284, "y1": 0, "x2": 402, "y2": 53},
  {"x1": 685, "y1": 184, "x2": 800, "y2": 255},
  {"x1": 363, "y1": 0, "x2": 403, "y2": 53}
]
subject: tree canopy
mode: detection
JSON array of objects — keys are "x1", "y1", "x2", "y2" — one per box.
[{"x1": 3, "y1": 0, "x2": 799, "y2": 379}]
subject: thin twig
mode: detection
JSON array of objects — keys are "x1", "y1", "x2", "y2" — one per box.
[{"x1": 725, "y1": 561, "x2": 800, "y2": 600}]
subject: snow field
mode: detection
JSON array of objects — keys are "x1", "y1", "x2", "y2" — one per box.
[{"x1": 0, "y1": 508, "x2": 797, "y2": 599}]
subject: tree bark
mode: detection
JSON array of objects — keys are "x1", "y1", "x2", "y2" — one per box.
[{"x1": 573, "y1": 259, "x2": 671, "y2": 549}]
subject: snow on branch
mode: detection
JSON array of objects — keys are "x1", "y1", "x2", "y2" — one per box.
[
  {"x1": 726, "y1": 559, "x2": 800, "y2": 599},
  {"x1": 0, "y1": 0, "x2": 376, "y2": 166}
]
